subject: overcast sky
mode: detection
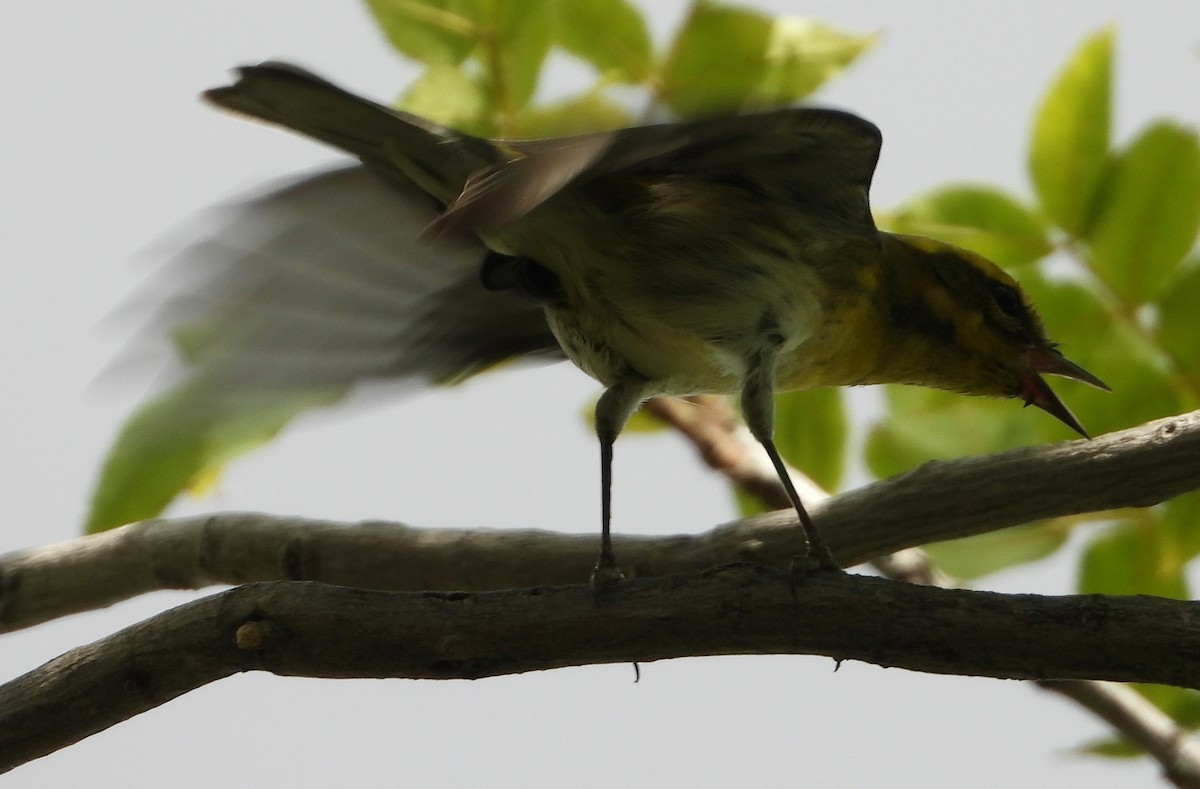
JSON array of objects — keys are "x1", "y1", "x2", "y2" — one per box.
[{"x1": 1, "y1": 1, "x2": 1197, "y2": 786}]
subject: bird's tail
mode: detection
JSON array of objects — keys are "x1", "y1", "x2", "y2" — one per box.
[{"x1": 205, "y1": 62, "x2": 502, "y2": 206}]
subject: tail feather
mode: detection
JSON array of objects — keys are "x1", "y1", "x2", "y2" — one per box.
[{"x1": 205, "y1": 62, "x2": 501, "y2": 205}]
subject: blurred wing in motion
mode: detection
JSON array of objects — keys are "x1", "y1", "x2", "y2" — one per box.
[
  {"x1": 165, "y1": 165, "x2": 558, "y2": 389},
  {"x1": 88, "y1": 166, "x2": 559, "y2": 533}
]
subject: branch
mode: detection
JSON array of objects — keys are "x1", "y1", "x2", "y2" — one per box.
[
  {"x1": 877, "y1": 544, "x2": 1200, "y2": 788},
  {"x1": 645, "y1": 398, "x2": 1200, "y2": 787},
  {"x1": 4, "y1": 565, "x2": 1200, "y2": 772},
  {"x1": 886, "y1": 549, "x2": 1200, "y2": 789},
  {"x1": 2, "y1": 409, "x2": 1198, "y2": 632}
]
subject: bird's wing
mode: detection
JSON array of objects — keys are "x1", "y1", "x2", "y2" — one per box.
[
  {"x1": 91, "y1": 158, "x2": 563, "y2": 533},
  {"x1": 433, "y1": 108, "x2": 883, "y2": 239},
  {"x1": 145, "y1": 165, "x2": 561, "y2": 393},
  {"x1": 205, "y1": 63, "x2": 882, "y2": 244}
]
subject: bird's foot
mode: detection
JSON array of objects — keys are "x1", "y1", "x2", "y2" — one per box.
[
  {"x1": 788, "y1": 542, "x2": 842, "y2": 603},
  {"x1": 590, "y1": 555, "x2": 625, "y2": 603}
]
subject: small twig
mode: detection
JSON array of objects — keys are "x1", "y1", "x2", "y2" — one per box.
[{"x1": 1040, "y1": 681, "x2": 1200, "y2": 788}]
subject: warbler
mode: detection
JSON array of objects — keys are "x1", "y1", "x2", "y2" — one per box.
[{"x1": 146, "y1": 63, "x2": 1107, "y2": 576}]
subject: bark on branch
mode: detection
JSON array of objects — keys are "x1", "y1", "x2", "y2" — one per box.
[
  {"x1": 2, "y1": 409, "x2": 1197, "y2": 633},
  {"x1": 4, "y1": 565, "x2": 1200, "y2": 773}
]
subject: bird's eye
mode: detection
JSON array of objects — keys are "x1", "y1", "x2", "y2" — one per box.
[{"x1": 990, "y1": 282, "x2": 1024, "y2": 319}]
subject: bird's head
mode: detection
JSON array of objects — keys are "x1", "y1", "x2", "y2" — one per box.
[{"x1": 875, "y1": 234, "x2": 1108, "y2": 437}]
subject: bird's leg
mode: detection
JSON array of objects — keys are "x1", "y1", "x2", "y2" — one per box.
[
  {"x1": 761, "y1": 436, "x2": 840, "y2": 572},
  {"x1": 597, "y1": 434, "x2": 617, "y2": 577},
  {"x1": 592, "y1": 376, "x2": 648, "y2": 587},
  {"x1": 740, "y1": 338, "x2": 841, "y2": 572}
]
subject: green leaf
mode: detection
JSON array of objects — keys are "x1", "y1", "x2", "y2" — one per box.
[
  {"x1": 516, "y1": 89, "x2": 633, "y2": 137},
  {"x1": 865, "y1": 385, "x2": 1048, "y2": 480},
  {"x1": 396, "y1": 63, "x2": 488, "y2": 133},
  {"x1": 369, "y1": 0, "x2": 556, "y2": 117},
  {"x1": 1078, "y1": 517, "x2": 1189, "y2": 599},
  {"x1": 364, "y1": 0, "x2": 482, "y2": 65},
  {"x1": 1135, "y1": 684, "x2": 1200, "y2": 728},
  {"x1": 751, "y1": 17, "x2": 875, "y2": 108},
  {"x1": 1086, "y1": 122, "x2": 1200, "y2": 303},
  {"x1": 773, "y1": 387, "x2": 845, "y2": 492},
  {"x1": 1157, "y1": 255, "x2": 1200, "y2": 373},
  {"x1": 733, "y1": 485, "x2": 770, "y2": 518},
  {"x1": 1077, "y1": 737, "x2": 1142, "y2": 759},
  {"x1": 621, "y1": 404, "x2": 670, "y2": 434},
  {"x1": 882, "y1": 184, "x2": 1053, "y2": 269},
  {"x1": 553, "y1": 0, "x2": 653, "y2": 83},
  {"x1": 660, "y1": 2, "x2": 772, "y2": 117},
  {"x1": 1029, "y1": 27, "x2": 1112, "y2": 237},
  {"x1": 485, "y1": 0, "x2": 554, "y2": 112},
  {"x1": 85, "y1": 380, "x2": 346, "y2": 533},
  {"x1": 1159, "y1": 493, "x2": 1200, "y2": 573},
  {"x1": 170, "y1": 322, "x2": 217, "y2": 365},
  {"x1": 660, "y1": 4, "x2": 872, "y2": 117},
  {"x1": 923, "y1": 522, "x2": 1068, "y2": 580},
  {"x1": 581, "y1": 396, "x2": 670, "y2": 435}
]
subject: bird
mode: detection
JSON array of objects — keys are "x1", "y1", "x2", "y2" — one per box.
[{"x1": 97, "y1": 62, "x2": 1107, "y2": 577}]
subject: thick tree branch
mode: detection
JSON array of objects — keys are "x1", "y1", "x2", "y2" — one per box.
[
  {"x1": 644, "y1": 398, "x2": 1200, "y2": 787},
  {"x1": 4, "y1": 565, "x2": 1200, "y2": 773},
  {"x1": 878, "y1": 545, "x2": 1200, "y2": 789},
  {"x1": 2, "y1": 410, "x2": 1198, "y2": 633}
]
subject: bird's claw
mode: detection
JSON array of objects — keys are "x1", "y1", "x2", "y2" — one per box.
[{"x1": 591, "y1": 556, "x2": 625, "y2": 603}]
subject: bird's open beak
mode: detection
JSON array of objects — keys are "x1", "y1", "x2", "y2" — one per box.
[{"x1": 1019, "y1": 346, "x2": 1109, "y2": 438}]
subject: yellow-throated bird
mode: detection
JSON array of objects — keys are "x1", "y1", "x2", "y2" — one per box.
[{"x1": 105, "y1": 63, "x2": 1107, "y2": 575}]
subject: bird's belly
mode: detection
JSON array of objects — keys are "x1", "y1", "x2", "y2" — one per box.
[
  {"x1": 547, "y1": 309, "x2": 744, "y2": 395},
  {"x1": 544, "y1": 272, "x2": 824, "y2": 397},
  {"x1": 502, "y1": 206, "x2": 830, "y2": 397}
]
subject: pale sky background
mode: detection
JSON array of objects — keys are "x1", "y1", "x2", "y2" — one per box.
[{"x1": 1, "y1": 1, "x2": 1197, "y2": 786}]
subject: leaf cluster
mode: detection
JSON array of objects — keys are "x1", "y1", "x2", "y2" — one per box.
[
  {"x1": 366, "y1": 0, "x2": 872, "y2": 134},
  {"x1": 869, "y1": 28, "x2": 1200, "y2": 595}
]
